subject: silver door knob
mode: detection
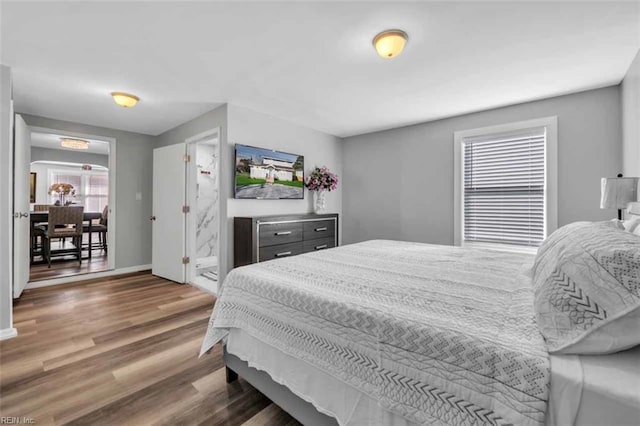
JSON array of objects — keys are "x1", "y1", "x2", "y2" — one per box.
[{"x1": 150, "y1": 216, "x2": 156, "y2": 221}]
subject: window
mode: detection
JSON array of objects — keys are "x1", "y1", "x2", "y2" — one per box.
[
  {"x1": 454, "y1": 117, "x2": 557, "y2": 252},
  {"x1": 85, "y1": 174, "x2": 109, "y2": 212},
  {"x1": 49, "y1": 168, "x2": 109, "y2": 212}
]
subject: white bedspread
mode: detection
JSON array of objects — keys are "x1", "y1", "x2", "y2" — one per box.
[{"x1": 201, "y1": 240, "x2": 550, "y2": 425}]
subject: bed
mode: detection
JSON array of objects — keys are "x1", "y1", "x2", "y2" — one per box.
[{"x1": 201, "y1": 223, "x2": 640, "y2": 426}]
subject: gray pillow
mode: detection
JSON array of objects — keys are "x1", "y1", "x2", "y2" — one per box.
[{"x1": 532, "y1": 221, "x2": 640, "y2": 354}]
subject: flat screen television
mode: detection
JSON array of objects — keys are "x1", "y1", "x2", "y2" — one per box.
[{"x1": 234, "y1": 144, "x2": 304, "y2": 199}]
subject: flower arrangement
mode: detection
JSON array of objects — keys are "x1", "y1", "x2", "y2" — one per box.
[
  {"x1": 48, "y1": 183, "x2": 76, "y2": 205},
  {"x1": 304, "y1": 166, "x2": 339, "y2": 192}
]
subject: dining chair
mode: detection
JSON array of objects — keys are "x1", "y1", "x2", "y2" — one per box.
[
  {"x1": 83, "y1": 205, "x2": 108, "y2": 253},
  {"x1": 30, "y1": 205, "x2": 51, "y2": 262},
  {"x1": 40, "y1": 206, "x2": 84, "y2": 268}
]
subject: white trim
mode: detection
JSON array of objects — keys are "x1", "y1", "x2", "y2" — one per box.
[
  {"x1": 462, "y1": 241, "x2": 538, "y2": 255},
  {"x1": 28, "y1": 125, "x2": 117, "y2": 271},
  {"x1": 0, "y1": 327, "x2": 17, "y2": 341},
  {"x1": 188, "y1": 279, "x2": 217, "y2": 296},
  {"x1": 453, "y1": 116, "x2": 558, "y2": 249},
  {"x1": 25, "y1": 264, "x2": 151, "y2": 290}
]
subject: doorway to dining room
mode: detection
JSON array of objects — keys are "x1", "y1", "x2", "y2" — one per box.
[{"x1": 21, "y1": 126, "x2": 115, "y2": 284}]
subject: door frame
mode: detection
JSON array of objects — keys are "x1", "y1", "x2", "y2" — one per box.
[
  {"x1": 26, "y1": 126, "x2": 117, "y2": 277},
  {"x1": 185, "y1": 127, "x2": 224, "y2": 287}
]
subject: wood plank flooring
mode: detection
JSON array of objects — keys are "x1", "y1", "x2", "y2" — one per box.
[
  {"x1": 30, "y1": 234, "x2": 110, "y2": 282},
  {"x1": 0, "y1": 271, "x2": 300, "y2": 425},
  {"x1": 29, "y1": 253, "x2": 109, "y2": 282}
]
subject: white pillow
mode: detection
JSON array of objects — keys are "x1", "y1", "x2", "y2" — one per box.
[
  {"x1": 532, "y1": 221, "x2": 640, "y2": 354},
  {"x1": 623, "y1": 216, "x2": 640, "y2": 233}
]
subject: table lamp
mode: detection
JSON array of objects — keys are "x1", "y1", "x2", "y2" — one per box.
[{"x1": 600, "y1": 174, "x2": 639, "y2": 220}]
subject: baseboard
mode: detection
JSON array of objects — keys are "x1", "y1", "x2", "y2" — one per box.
[
  {"x1": 188, "y1": 279, "x2": 218, "y2": 296},
  {"x1": 0, "y1": 327, "x2": 18, "y2": 341},
  {"x1": 24, "y1": 264, "x2": 152, "y2": 290}
]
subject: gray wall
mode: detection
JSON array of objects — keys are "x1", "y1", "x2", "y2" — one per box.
[
  {"x1": 31, "y1": 146, "x2": 109, "y2": 168},
  {"x1": 341, "y1": 86, "x2": 622, "y2": 246},
  {"x1": 155, "y1": 103, "x2": 343, "y2": 277},
  {"x1": 22, "y1": 114, "x2": 155, "y2": 269},
  {"x1": 0, "y1": 65, "x2": 13, "y2": 332},
  {"x1": 622, "y1": 50, "x2": 640, "y2": 177},
  {"x1": 226, "y1": 104, "x2": 343, "y2": 274}
]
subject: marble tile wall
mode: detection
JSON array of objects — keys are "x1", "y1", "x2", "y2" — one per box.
[{"x1": 196, "y1": 142, "x2": 219, "y2": 261}]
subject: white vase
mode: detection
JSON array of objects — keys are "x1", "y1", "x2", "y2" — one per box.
[{"x1": 314, "y1": 191, "x2": 326, "y2": 214}]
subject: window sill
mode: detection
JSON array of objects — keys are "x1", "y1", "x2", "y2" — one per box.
[{"x1": 461, "y1": 241, "x2": 538, "y2": 255}]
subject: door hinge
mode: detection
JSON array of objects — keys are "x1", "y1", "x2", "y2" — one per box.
[
  {"x1": 182, "y1": 256, "x2": 190, "y2": 264},
  {"x1": 183, "y1": 154, "x2": 191, "y2": 162},
  {"x1": 182, "y1": 205, "x2": 190, "y2": 213}
]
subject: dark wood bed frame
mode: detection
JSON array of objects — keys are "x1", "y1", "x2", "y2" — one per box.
[{"x1": 223, "y1": 347, "x2": 339, "y2": 426}]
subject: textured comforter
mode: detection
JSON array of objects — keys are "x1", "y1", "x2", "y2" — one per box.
[{"x1": 201, "y1": 240, "x2": 550, "y2": 425}]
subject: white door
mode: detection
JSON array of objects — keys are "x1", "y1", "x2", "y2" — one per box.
[
  {"x1": 13, "y1": 114, "x2": 30, "y2": 298},
  {"x1": 152, "y1": 143, "x2": 186, "y2": 283}
]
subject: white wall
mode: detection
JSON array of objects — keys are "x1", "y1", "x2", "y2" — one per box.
[
  {"x1": 341, "y1": 86, "x2": 622, "y2": 245},
  {"x1": 622, "y1": 50, "x2": 640, "y2": 177},
  {"x1": 0, "y1": 65, "x2": 13, "y2": 335},
  {"x1": 31, "y1": 146, "x2": 108, "y2": 168}
]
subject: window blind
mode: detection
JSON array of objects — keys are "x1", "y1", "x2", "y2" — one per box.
[
  {"x1": 463, "y1": 128, "x2": 546, "y2": 247},
  {"x1": 85, "y1": 174, "x2": 109, "y2": 212}
]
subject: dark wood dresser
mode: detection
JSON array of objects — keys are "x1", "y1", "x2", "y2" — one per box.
[{"x1": 234, "y1": 213, "x2": 339, "y2": 267}]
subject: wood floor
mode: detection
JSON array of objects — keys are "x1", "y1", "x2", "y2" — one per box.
[
  {"x1": 30, "y1": 233, "x2": 110, "y2": 281},
  {"x1": 0, "y1": 271, "x2": 299, "y2": 425},
  {"x1": 29, "y1": 253, "x2": 109, "y2": 282}
]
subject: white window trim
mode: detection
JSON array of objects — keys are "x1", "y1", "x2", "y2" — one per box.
[
  {"x1": 48, "y1": 167, "x2": 108, "y2": 207},
  {"x1": 453, "y1": 116, "x2": 558, "y2": 250}
]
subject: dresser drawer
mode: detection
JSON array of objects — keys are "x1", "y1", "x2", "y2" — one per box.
[
  {"x1": 303, "y1": 237, "x2": 336, "y2": 253},
  {"x1": 303, "y1": 220, "x2": 335, "y2": 241},
  {"x1": 258, "y1": 242, "x2": 303, "y2": 262},
  {"x1": 258, "y1": 222, "x2": 303, "y2": 247}
]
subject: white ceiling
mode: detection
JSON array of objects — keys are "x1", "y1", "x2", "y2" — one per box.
[
  {"x1": 31, "y1": 131, "x2": 110, "y2": 155},
  {"x1": 1, "y1": 1, "x2": 639, "y2": 137}
]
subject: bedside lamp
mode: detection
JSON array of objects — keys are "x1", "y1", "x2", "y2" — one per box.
[{"x1": 600, "y1": 174, "x2": 639, "y2": 220}]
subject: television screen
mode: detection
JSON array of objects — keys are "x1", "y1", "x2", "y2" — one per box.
[{"x1": 234, "y1": 144, "x2": 304, "y2": 199}]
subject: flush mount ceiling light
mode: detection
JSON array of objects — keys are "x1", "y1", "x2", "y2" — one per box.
[
  {"x1": 60, "y1": 138, "x2": 90, "y2": 150},
  {"x1": 111, "y1": 91, "x2": 139, "y2": 108},
  {"x1": 373, "y1": 29, "x2": 408, "y2": 59}
]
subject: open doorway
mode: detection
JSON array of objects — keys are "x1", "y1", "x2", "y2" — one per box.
[
  {"x1": 27, "y1": 130, "x2": 113, "y2": 282},
  {"x1": 187, "y1": 134, "x2": 220, "y2": 294}
]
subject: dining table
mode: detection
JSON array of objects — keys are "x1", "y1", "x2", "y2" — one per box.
[{"x1": 30, "y1": 211, "x2": 103, "y2": 261}]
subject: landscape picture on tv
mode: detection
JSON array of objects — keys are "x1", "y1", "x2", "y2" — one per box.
[{"x1": 235, "y1": 144, "x2": 304, "y2": 199}]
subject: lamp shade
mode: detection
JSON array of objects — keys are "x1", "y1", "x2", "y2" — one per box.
[{"x1": 600, "y1": 177, "x2": 639, "y2": 209}]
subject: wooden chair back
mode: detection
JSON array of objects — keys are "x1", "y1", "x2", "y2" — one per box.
[
  {"x1": 100, "y1": 205, "x2": 109, "y2": 226},
  {"x1": 47, "y1": 206, "x2": 84, "y2": 237}
]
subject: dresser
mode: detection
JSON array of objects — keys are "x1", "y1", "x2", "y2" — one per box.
[{"x1": 233, "y1": 213, "x2": 339, "y2": 267}]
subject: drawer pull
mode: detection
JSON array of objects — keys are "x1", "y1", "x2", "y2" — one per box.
[
  {"x1": 275, "y1": 231, "x2": 292, "y2": 236},
  {"x1": 275, "y1": 251, "x2": 292, "y2": 257},
  {"x1": 314, "y1": 244, "x2": 328, "y2": 250},
  {"x1": 314, "y1": 227, "x2": 327, "y2": 232}
]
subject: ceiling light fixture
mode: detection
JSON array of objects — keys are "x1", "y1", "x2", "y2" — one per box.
[
  {"x1": 60, "y1": 138, "x2": 90, "y2": 150},
  {"x1": 111, "y1": 91, "x2": 139, "y2": 108},
  {"x1": 373, "y1": 29, "x2": 408, "y2": 59}
]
